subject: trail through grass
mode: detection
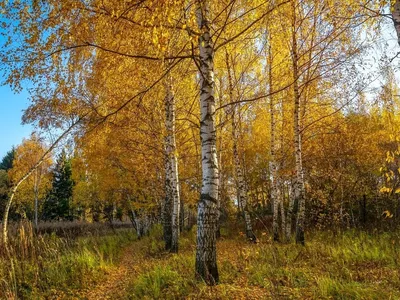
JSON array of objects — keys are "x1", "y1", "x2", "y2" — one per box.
[
  {"x1": 81, "y1": 241, "x2": 144, "y2": 299},
  {"x1": 2, "y1": 224, "x2": 400, "y2": 299},
  {"x1": 78, "y1": 227, "x2": 400, "y2": 299}
]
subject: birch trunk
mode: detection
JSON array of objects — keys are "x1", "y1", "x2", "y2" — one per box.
[
  {"x1": 392, "y1": 0, "x2": 400, "y2": 47},
  {"x1": 195, "y1": 0, "x2": 219, "y2": 285},
  {"x1": 215, "y1": 94, "x2": 224, "y2": 239},
  {"x1": 163, "y1": 155, "x2": 173, "y2": 250},
  {"x1": 292, "y1": 3, "x2": 306, "y2": 245},
  {"x1": 232, "y1": 112, "x2": 256, "y2": 242},
  {"x1": 129, "y1": 208, "x2": 138, "y2": 232},
  {"x1": 286, "y1": 180, "x2": 295, "y2": 241},
  {"x1": 33, "y1": 169, "x2": 39, "y2": 229},
  {"x1": 279, "y1": 196, "x2": 286, "y2": 237},
  {"x1": 268, "y1": 44, "x2": 281, "y2": 242},
  {"x1": 226, "y1": 51, "x2": 256, "y2": 243},
  {"x1": 279, "y1": 96, "x2": 288, "y2": 240},
  {"x1": 131, "y1": 209, "x2": 142, "y2": 237},
  {"x1": 270, "y1": 137, "x2": 280, "y2": 242},
  {"x1": 216, "y1": 150, "x2": 222, "y2": 239},
  {"x1": 164, "y1": 73, "x2": 181, "y2": 253},
  {"x1": 180, "y1": 200, "x2": 184, "y2": 232}
]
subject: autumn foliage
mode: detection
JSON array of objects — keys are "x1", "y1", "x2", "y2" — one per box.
[{"x1": 0, "y1": 0, "x2": 400, "y2": 296}]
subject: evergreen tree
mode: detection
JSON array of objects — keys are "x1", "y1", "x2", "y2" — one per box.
[
  {"x1": 0, "y1": 170, "x2": 9, "y2": 221},
  {"x1": 42, "y1": 150, "x2": 74, "y2": 221},
  {"x1": 0, "y1": 148, "x2": 14, "y2": 220},
  {"x1": 0, "y1": 148, "x2": 15, "y2": 171}
]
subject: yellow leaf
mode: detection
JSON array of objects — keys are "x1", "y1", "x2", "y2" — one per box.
[{"x1": 382, "y1": 210, "x2": 393, "y2": 218}]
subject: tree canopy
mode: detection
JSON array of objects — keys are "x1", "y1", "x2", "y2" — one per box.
[{"x1": 1, "y1": 0, "x2": 400, "y2": 286}]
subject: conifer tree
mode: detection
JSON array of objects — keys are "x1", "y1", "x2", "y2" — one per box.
[
  {"x1": 0, "y1": 148, "x2": 15, "y2": 171},
  {"x1": 43, "y1": 150, "x2": 74, "y2": 221},
  {"x1": 0, "y1": 149, "x2": 14, "y2": 221}
]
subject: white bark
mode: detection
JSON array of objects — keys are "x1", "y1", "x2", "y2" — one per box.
[
  {"x1": 270, "y1": 135, "x2": 280, "y2": 242},
  {"x1": 164, "y1": 72, "x2": 181, "y2": 253},
  {"x1": 279, "y1": 195, "x2": 286, "y2": 237},
  {"x1": 292, "y1": 3, "x2": 306, "y2": 245},
  {"x1": 225, "y1": 51, "x2": 256, "y2": 242},
  {"x1": 279, "y1": 95, "x2": 289, "y2": 241},
  {"x1": 216, "y1": 149, "x2": 223, "y2": 239},
  {"x1": 163, "y1": 149, "x2": 173, "y2": 249},
  {"x1": 131, "y1": 209, "x2": 149, "y2": 238},
  {"x1": 34, "y1": 164, "x2": 43, "y2": 229},
  {"x1": 195, "y1": 0, "x2": 219, "y2": 285},
  {"x1": 34, "y1": 169, "x2": 39, "y2": 229},
  {"x1": 232, "y1": 110, "x2": 256, "y2": 242},
  {"x1": 268, "y1": 44, "x2": 281, "y2": 242},
  {"x1": 286, "y1": 180, "x2": 295, "y2": 241}
]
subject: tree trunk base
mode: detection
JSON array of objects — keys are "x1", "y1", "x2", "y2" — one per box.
[
  {"x1": 195, "y1": 260, "x2": 219, "y2": 286},
  {"x1": 295, "y1": 228, "x2": 305, "y2": 245},
  {"x1": 170, "y1": 243, "x2": 178, "y2": 253},
  {"x1": 247, "y1": 230, "x2": 257, "y2": 243}
]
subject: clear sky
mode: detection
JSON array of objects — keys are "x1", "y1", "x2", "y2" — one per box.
[{"x1": 0, "y1": 85, "x2": 33, "y2": 160}]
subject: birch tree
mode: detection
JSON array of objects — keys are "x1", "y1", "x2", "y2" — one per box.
[
  {"x1": 8, "y1": 134, "x2": 52, "y2": 227},
  {"x1": 164, "y1": 71, "x2": 181, "y2": 253},
  {"x1": 194, "y1": 0, "x2": 220, "y2": 284},
  {"x1": 225, "y1": 51, "x2": 257, "y2": 242},
  {"x1": 268, "y1": 42, "x2": 285, "y2": 242},
  {"x1": 290, "y1": 0, "x2": 307, "y2": 245}
]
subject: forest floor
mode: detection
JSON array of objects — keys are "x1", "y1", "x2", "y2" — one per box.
[
  {"x1": 81, "y1": 242, "x2": 144, "y2": 299},
  {"x1": 2, "y1": 224, "x2": 399, "y2": 299},
  {"x1": 78, "y1": 228, "x2": 271, "y2": 300},
  {"x1": 74, "y1": 227, "x2": 400, "y2": 299}
]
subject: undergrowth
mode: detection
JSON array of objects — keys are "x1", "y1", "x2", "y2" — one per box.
[
  {"x1": 1, "y1": 222, "x2": 399, "y2": 299},
  {"x1": 0, "y1": 222, "x2": 136, "y2": 299},
  {"x1": 128, "y1": 228, "x2": 400, "y2": 299}
]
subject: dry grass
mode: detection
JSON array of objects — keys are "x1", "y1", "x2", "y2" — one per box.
[
  {"x1": 1, "y1": 222, "x2": 399, "y2": 299},
  {"x1": 0, "y1": 220, "x2": 133, "y2": 239},
  {"x1": 0, "y1": 221, "x2": 136, "y2": 299},
  {"x1": 126, "y1": 227, "x2": 400, "y2": 299}
]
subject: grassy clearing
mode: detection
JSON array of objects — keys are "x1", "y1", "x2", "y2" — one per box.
[
  {"x1": 1, "y1": 222, "x2": 399, "y2": 299},
  {"x1": 0, "y1": 221, "x2": 136, "y2": 299},
  {"x1": 127, "y1": 227, "x2": 400, "y2": 299}
]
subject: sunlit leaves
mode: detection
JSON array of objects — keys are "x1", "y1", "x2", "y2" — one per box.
[{"x1": 8, "y1": 134, "x2": 52, "y2": 214}]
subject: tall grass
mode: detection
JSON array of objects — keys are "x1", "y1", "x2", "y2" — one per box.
[
  {"x1": 127, "y1": 229, "x2": 400, "y2": 299},
  {"x1": 1, "y1": 222, "x2": 399, "y2": 299},
  {"x1": 0, "y1": 221, "x2": 136, "y2": 299}
]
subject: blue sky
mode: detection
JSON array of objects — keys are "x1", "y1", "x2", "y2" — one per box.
[{"x1": 0, "y1": 85, "x2": 33, "y2": 159}]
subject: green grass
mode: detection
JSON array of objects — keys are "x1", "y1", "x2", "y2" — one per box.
[
  {"x1": 132, "y1": 265, "x2": 190, "y2": 299},
  {"x1": 127, "y1": 228, "x2": 400, "y2": 299},
  {"x1": 0, "y1": 222, "x2": 136, "y2": 299},
  {"x1": 1, "y1": 223, "x2": 399, "y2": 299}
]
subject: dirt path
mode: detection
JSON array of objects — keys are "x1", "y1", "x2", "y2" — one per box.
[
  {"x1": 80, "y1": 241, "x2": 146, "y2": 300},
  {"x1": 74, "y1": 238, "x2": 269, "y2": 300}
]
